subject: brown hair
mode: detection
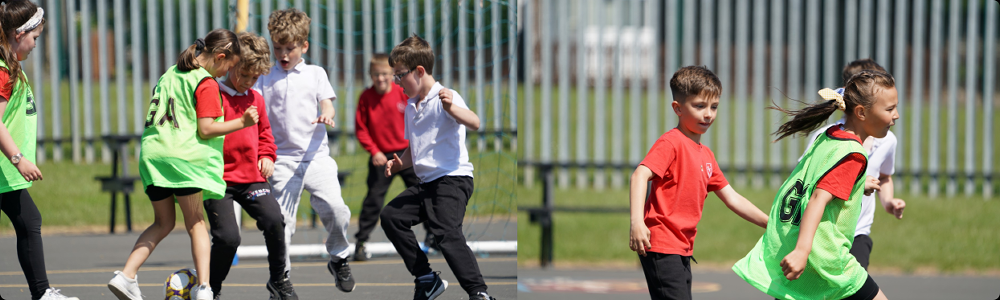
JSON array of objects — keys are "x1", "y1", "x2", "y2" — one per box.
[
  {"x1": 177, "y1": 28, "x2": 241, "y2": 72},
  {"x1": 389, "y1": 34, "x2": 435, "y2": 75},
  {"x1": 668, "y1": 65, "x2": 722, "y2": 102},
  {"x1": 370, "y1": 53, "x2": 390, "y2": 69},
  {"x1": 236, "y1": 32, "x2": 272, "y2": 75},
  {"x1": 771, "y1": 70, "x2": 896, "y2": 141},
  {"x1": 841, "y1": 58, "x2": 887, "y2": 85},
  {"x1": 267, "y1": 8, "x2": 310, "y2": 45},
  {"x1": 0, "y1": 0, "x2": 43, "y2": 92}
]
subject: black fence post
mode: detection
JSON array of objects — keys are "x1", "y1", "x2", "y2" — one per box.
[{"x1": 540, "y1": 164, "x2": 554, "y2": 268}]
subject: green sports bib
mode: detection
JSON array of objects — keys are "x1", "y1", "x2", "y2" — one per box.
[
  {"x1": 138, "y1": 65, "x2": 225, "y2": 200},
  {"x1": 0, "y1": 60, "x2": 37, "y2": 193},
  {"x1": 733, "y1": 129, "x2": 869, "y2": 300}
]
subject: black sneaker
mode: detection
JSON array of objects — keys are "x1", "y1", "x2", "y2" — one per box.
[
  {"x1": 266, "y1": 271, "x2": 298, "y2": 300},
  {"x1": 413, "y1": 271, "x2": 448, "y2": 300},
  {"x1": 353, "y1": 241, "x2": 369, "y2": 262},
  {"x1": 469, "y1": 292, "x2": 497, "y2": 300},
  {"x1": 327, "y1": 258, "x2": 356, "y2": 292}
]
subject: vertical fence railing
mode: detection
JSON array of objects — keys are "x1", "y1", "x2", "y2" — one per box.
[
  {"x1": 28, "y1": 0, "x2": 515, "y2": 169},
  {"x1": 520, "y1": 0, "x2": 1000, "y2": 198}
]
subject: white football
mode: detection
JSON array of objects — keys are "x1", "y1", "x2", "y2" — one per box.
[{"x1": 163, "y1": 268, "x2": 198, "y2": 300}]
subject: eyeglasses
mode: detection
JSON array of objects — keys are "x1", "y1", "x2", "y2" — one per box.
[{"x1": 393, "y1": 68, "x2": 414, "y2": 82}]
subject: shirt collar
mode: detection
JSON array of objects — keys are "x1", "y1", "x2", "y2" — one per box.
[
  {"x1": 217, "y1": 78, "x2": 246, "y2": 96},
  {"x1": 409, "y1": 82, "x2": 444, "y2": 106},
  {"x1": 290, "y1": 58, "x2": 306, "y2": 73}
]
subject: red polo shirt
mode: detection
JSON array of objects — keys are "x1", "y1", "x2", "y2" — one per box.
[
  {"x1": 355, "y1": 83, "x2": 410, "y2": 155},
  {"x1": 219, "y1": 84, "x2": 276, "y2": 185}
]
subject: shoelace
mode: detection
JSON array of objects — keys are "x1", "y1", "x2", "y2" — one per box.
[{"x1": 335, "y1": 261, "x2": 352, "y2": 279}]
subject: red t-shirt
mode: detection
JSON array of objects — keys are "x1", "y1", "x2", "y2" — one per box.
[
  {"x1": 640, "y1": 128, "x2": 729, "y2": 256},
  {"x1": 195, "y1": 78, "x2": 223, "y2": 119},
  {"x1": 0, "y1": 70, "x2": 12, "y2": 100},
  {"x1": 220, "y1": 86, "x2": 276, "y2": 185},
  {"x1": 355, "y1": 83, "x2": 410, "y2": 155},
  {"x1": 816, "y1": 126, "x2": 867, "y2": 201}
]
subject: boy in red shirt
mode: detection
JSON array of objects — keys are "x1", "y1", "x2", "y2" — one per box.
[
  {"x1": 353, "y1": 53, "x2": 426, "y2": 260},
  {"x1": 628, "y1": 66, "x2": 769, "y2": 300},
  {"x1": 201, "y1": 32, "x2": 297, "y2": 300}
]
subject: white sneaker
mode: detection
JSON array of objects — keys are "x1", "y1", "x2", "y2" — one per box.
[
  {"x1": 192, "y1": 284, "x2": 214, "y2": 300},
  {"x1": 107, "y1": 271, "x2": 142, "y2": 300},
  {"x1": 39, "y1": 288, "x2": 79, "y2": 300}
]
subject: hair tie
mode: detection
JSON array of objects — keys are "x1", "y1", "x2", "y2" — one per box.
[
  {"x1": 195, "y1": 38, "x2": 206, "y2": 51},
  {"x1": 818, "y1": 88, "x2": 846, "y2": 111},
  {"x1": 16, "y1": 7, "x2": 44, "y2": 33}
]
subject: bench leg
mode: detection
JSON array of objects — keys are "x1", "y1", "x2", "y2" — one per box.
[
  {"x1": 110, "y1": 193, "x2": 117, "y2": 234},
  {"x1": 124, "y1": 193, "x2": 132, "y2": 233}
]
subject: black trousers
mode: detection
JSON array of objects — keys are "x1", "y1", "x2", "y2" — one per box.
[
  {"x1": 850, "y1": 234, "x2": 874, "y2": 270},
  {"x1": 1, "y1": 189, "x2": 49, "y2": 300},
  {"x1": 355, "y1": 149, "x2": 420, "y2": 242},
  {"x1": 204, "y1": 182, "x2": 286, "y2": 294},
  {"x1": 638, "y1": 252, "x2": 692, "y2": 300},
  {"x1": 380, "y1": 176, "x2": 487, "y2": 295}
]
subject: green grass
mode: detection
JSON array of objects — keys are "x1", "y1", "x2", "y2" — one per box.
[
  {"x1": 516, "y1": 184, "x2": 1000, "y2": 273},
  {"x1": 0, "y1": 148, "x2": 515, "y2": 232}
]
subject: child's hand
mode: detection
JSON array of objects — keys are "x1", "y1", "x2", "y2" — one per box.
[
  {"x1": 629, "y1": 222, "x2": 652, "y2": 257},
  {"x1": 312, "y1": 115, "x2": 335, "y2": 128},
  {"x1": 885, "y1": 198, "x2": 906, "y2": 219},
  {"x1": 384, "y1": 153, "x2": 402, "y2": 177},
  {"x1": 780, "y1": 249, "x2": 808, "y2": 280},
  {"x1": 242, "y1": 105, "x2": 260, "y2": 127},
  {"x1": 372, "y1": 152, "x2": 388, "y2": 167},
  {"x1": 16, "y1": 159, "x2": 42, "y2": 182},
  {"x1": 863, "y1": 176, "x2": 880, "y2": 196},
  {"x1": 439, "y1": 88, "x2": 454, "y2": 109},
  {"x1": 258, "y1": 157, "x2": 274, "y2": 178}
]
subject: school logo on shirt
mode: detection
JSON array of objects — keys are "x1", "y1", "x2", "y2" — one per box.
[
  {"x1": 704, "y1": 163, "x2": 713, "y2": 178},
  {"x1": 397, "y1": 102, "x2": 406, "y2": 113}
]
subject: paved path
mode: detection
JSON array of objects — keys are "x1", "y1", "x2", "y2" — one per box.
[
  {"x1": 518, "y1": 267, "x2": 1000, "y2": 300},
  {"x1": 0, "y1": 219, "x2": 516, "y2": 299}
]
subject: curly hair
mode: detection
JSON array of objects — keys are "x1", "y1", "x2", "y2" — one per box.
[
  {"x1": 267, "y1": 8, "x2": 310, "y2": 45},
  {"x1": 236, "y1": 32, "x2": 272, "y2": 75}
]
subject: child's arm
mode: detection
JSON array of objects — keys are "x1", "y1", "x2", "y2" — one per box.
[
  {"x1": 628, "y1": 165, "x2": 654, "y2": 257},
  {"x1": 438, "y1": 88, "x2": 480, "y2": 130},
  {"x1": 198, "y1": 106, "x2": 258, "y2": 139},
  {"x1": 312, "y1": 98, "x2": 336, "y2": 127},
  {"x1": 713, "y1": 185, "x2": 768, "y2": 228},
  {"x1": 385, "y1": 147, "x2": 412, "y2": 177},
  {"x1": 0, "y1": 99, "x2": 42, "y2": 181},
  {"x1": 877, "y1": 174, "x2": 905, "y2": 219},
  {"x1": 780, "y1": 188, "x2": 834, "y2": 280}
]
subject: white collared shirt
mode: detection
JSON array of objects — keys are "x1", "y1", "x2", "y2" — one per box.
[
  {"x1": 252, "y1": 59, "x2": 337, "y2": 161},
  {"x1": 405, "y1": 82, "x2": 475, "y2": 182},
  {"x1": 217, "y1": 78, "x2": 245, "y2": 97}
]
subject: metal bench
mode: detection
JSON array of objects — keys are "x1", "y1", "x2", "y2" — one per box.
[{"x1": 95, "y1": 135, "x2": 142, "y2": 234}]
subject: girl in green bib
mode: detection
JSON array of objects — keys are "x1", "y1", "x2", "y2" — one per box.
[
  {"x1": 108, "y1": 29, "x2": 259, "y2": 300},
  {"x1": 0, "y1": 1, "x2": 79, "y2": 299},
  {"x1": 732, "y1": 71, "x2": 899, "y2": 300}
]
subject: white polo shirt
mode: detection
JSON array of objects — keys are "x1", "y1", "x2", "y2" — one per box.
[
  {"x1": 405, "y1": 82, "x2": 475, "y2": 183},
  {"x1": 252, "y1": 59, "x2": 337, "y2": 161},
  {"x1": 801, "y1": 118, "x2": 897, "y2": 237}
]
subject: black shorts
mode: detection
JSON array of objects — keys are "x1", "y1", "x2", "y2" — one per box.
[
  {"x1": 842, "y1": 274, "x2": 880, "y2": 300},
  {"x1": 145, "y1": 185, "x2": 201, "y2": 201},
  {"x1": 638, "y1": 252, "x2": 692, "y2": 300}
]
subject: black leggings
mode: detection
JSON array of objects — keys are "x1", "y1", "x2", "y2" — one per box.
[{"x1": 1, "y1": 189, "x2": 50, "y2": 300}]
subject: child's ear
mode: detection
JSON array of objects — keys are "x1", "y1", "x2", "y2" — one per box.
[
  {"x1": 301, "y1": 41, "x2": 309, "y2": 54},
  {"x1": 415, "y1": 66, "x2": 426, "y2": 78},
  {"x1": 672, "y1": 101, "x2": 681, "y2": 116},
  {"x1": 854, "y1": 105, "x2": 866, "y2": 121}
]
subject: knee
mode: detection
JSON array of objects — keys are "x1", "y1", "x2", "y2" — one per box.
[
  {"x1": 152, "y1": 218, "x2": 176, "y2": 233},
  {"x1": 379, "y1": 209, "x2": 398, "y2": 227},
  {"x1": 255, "y1": 213, "x2": 285, "y2": 234},
  {"x1": 214, "y1": 230, "x2": 242, "y2": 250}
]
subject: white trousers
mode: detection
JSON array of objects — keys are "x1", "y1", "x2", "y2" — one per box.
[{"x1": 271, "y1": 155, "x2": 351, "y2": 273}]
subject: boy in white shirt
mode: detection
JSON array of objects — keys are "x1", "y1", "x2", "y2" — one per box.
[
  {"x1": 253, "y1": 8, "x2": 354, "y2": 293},
  {"x1": 801, "y1": 59, "x2": 906, "y2": 269},
  {"x1": 383, "y1": 34, "x2": 495, "y2": 300}
]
